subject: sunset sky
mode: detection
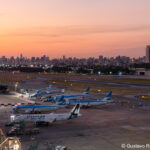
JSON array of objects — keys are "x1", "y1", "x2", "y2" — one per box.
[{"x1": 0, "y1": 0, "x2": 150, "y2": 58}]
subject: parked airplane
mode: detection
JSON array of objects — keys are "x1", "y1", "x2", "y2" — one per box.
[
  {"x1": 31, "y1": 88, "x2": 65, "y2": 98},
  {"x1": 48, "y1": 87, "x2": 90, "y2": 101},
  {"x1": 10, "y1": 104, "x2": 81, "y2": 125},
  {"x1": 29, "y1": 83, "x2": 52, "y2": 98},
  {"x1": 36, "y1": 83, "x2": 52, "y2": 94},
  {"x1": 13, "y1": 96, "x2": 65, "y2": 113},
  {"x1": 58, "y1": 91, "x2": 113, "y2": 107}
]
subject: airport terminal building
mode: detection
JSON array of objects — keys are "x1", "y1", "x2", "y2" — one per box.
[{"x1": 135, "y1": 68, "x2": 150, "y2": 76}]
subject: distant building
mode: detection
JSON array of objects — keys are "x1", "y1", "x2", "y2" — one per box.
[
  {"x1": 63, "y1": 56, "x2": 66, "y2": 60},
  {"x1": 146, "y1": 45, "x2": 150, "y2": 63},
  {"x1": 135, "y1": 68, "x2": 150, "y2": 76},
  {"x1": 20, "y1": 53, "x2": 23, "y2": 59}
]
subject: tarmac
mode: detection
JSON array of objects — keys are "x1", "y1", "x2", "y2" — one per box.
[
  {"x1": 0, "y1": 93, "x2": 150, "y2": 150},
  {"x1": 0, "y1": 75, "x2": 150, "y2": 150}
]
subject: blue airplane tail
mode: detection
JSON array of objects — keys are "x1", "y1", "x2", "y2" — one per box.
[
  {"x1": 49, "y1": 97, "x2": 55, "y2": 101},
  {"x1": 103, "y1": 91, "x2": 112, "y2": 101},
  {"x1": 106, "y1": 91, "x2": 112, "y2": 98},
  {"x1": 31, "y1": 94, "x2": 37, "y2": 98},
  {"x1": 57, "y1": 96, "x2": 66, "y2": 105},
  {"x1": 12, "y1": 107, "x2": 16, "y2": 112},
  {"x1": 36, "y1": 90, "x2": 41, "y2": 94},
  {"x1": 85, "y1": 87, "x2": 90, "y2": 95},
  {"x1": 58, "y1": 96, "x2": 64, "y2": 102}
]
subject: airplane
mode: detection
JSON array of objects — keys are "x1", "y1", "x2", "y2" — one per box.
[
  {"x1": 31, "y1": 88, "x2": 65, "y2": 98},
  {"x1": 10, "y1": 104, "x2": 81, "y2": 125},
  {"x1": 13, "y1": 96, "x2": 65, "y2": 113},
  {"x1": 36, "y1": 83, "x2": 52, "y2": 94},
  {"x1": 58, "y1": 91, "x2": 113, "y2": 108},
  {"x1": 48, "y1": 87, "x2": 90, "y2": 101},
  {"x1": 29, "y1": 83, "x2": 52, "y2": 98}
]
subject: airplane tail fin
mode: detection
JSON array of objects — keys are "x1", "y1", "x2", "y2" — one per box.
[
  {"x1": 84, "y1": 87, "x2": 90, "y2": 95},
  {"x1": 69, "y1": 104, "x2": 80, "y2": 119},
  {"x1": 49, "y1": 97, "x2": 55, "y2": 101},
  {"x1": 102, "y1": 91, "x2": 112, "y2": 101},
  {"x1": 58, "y1": 96, "x2": 64, "y2": 102},
  {"x1": 49, "y1": 83, "x2": 52, "y2": 88},
  {"x1": 57, "y1": 96, "x2": 67, "y2": 105},
  {"x1": 12, "y1": 107, "x2": 17, "y2": 112},
  {"x1": 36, "y1": 90, "x2": 40, "y2": 94}
]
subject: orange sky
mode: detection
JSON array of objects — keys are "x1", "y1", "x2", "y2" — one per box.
[{"x1": 0, "y1": 0, "x2": 150, "y2": 58}]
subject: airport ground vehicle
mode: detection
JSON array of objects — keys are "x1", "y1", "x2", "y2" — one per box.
[
  {"x1": 7, "y1": 122, "x2": 40, "y2": 136},
  {"x1": 7, "y1": 127, "x2": 39, "y2": 136}
]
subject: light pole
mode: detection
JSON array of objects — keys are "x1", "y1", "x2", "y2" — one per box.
[
  {"x1": 15, "y1": 84, "x2": 18, "y2": 91},
  {"x1": 98, "y1": 71, "x2": 101, "y2": 75}
]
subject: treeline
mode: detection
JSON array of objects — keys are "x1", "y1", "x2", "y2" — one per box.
[
  {"x1": 0, "y1": 65, "x2": 135, "y2": 75},
  {"x1": 130, "y1": 63, "x2": 150, "y2": 69}
]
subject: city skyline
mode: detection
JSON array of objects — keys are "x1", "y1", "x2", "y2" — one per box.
[
  {"x1": 0, "y1": 53, "x2": 145, "y2": 67},
  {"x1": 0, "y1": 0, "x2": 150, "y2": 58},
  {"x1": 0, "y1": 53, "x2": 146, "y2": 59}
]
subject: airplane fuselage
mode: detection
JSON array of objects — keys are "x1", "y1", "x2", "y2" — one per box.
[
  {"x1": 11, "y1": 113, "x2": 71, "y2": 123},
  {"x1": 59, "y1": 100, "x2": 113, "y2": 107},
  {"x1": 11, "y1": 104, "x2": 81, "y2": 123},
  {"x1": 32, "y1": 91, "x2": 63, "y2": 98},
  {"x1": 50, "y1": 94, "x2": 85, "y2": 101},
  {"x1": 13, "y1": 105, "x2": 65, "y2": 113}
]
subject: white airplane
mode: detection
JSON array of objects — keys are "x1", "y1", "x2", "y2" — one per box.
[
  {"x1": 10, "y1": 104, "x2": 81, "y2": 125},
  {"x1": 48, "y1": 87, "x2": 90, "y2": 101},
  {"x1": 31, "y1": 88, "x2": 65, "y2": 99},
  {"x1": 58, "y1": 91, "x2": 113, "y2": 108},
  {"x1": 35, "y1": 83, "x2": 52, "y2": 94},
  {"x1": 13, "y1": 96, "x2": 65, "y2": 114},
  {"x1": 29, "y1": 83, "x2": 52, "y2": 98}
]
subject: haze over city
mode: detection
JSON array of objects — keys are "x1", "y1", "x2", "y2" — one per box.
[{"x1": 0, "y1": 0, "x2": 150, "y2": 58}]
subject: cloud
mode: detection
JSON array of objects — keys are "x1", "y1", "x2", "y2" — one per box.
[
  {"x1": 59, "y1": 24, "x2": 150, "y2": 35},
  {"x1": 10, "y1": 33, "x2": 60, "y2": 38},
  {"x1": 1, "y1": 24, "x2": 150, "y2": 38}
]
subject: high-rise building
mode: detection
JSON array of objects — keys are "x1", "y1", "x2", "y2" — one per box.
[
  {"x1": 20, "y1": 53, "x2": 23, "y2": 59},
  {"x1": 63, "y1": 56, "x2": 66, "y2": 60},
  {"x1": 146, "y1": 45, "x2": 150, "y2": 63}
]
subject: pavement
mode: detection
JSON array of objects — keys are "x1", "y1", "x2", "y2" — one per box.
[
  {"x1": 0, "y1": 75, "x2": 150, "y2": 150},
  {"x1": 0, "y1": 94, "x2": 150, "y2": 150}
]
